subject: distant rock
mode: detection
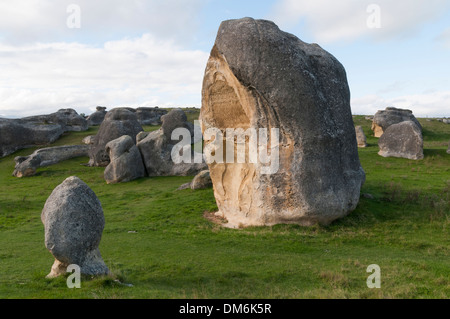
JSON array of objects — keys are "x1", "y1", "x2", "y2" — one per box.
[
  {"x1": 443, "y1": 119, "x2": 450, "y2": 124},
  {"x1": 177, "y1": 170, "x2": 213, "y2": 190},
  {"x1": 0, "y1": 109, "x2": 88, "y2": 158},
  {"x1": 355, "y1": 126, "x2": 368, "y2": 148},
  {"x1": 0, "y1": 119, "x2": 64, "y2": 157},
  {"x1": 137, "y1": 108, "x2": 206, "y2": 176},
  {"x1": 135, "y1": 107, "x2": 168, "y2": 126},
  {"x1": 161, "y1": 108, "x2": 194, "y2": 143},
  {"x1": 24, "y1": 108, "x2": 88, "y2": 132},
  {"x1": 13, "y1": 145, "x2": 89, "y2": 177},
  {"x1": 87, "y1": 107, "x2": 107, "y2": 126},
  {"x1": 190, "y1": 170, "x2": 212, "y2": 190},
  {"x1": 41, "y1": 176, "x2": 109, "y2": 278},
  {"x1": 82, "y1": 135, "x2": 95, "y2": 145},
  {"x1": 378, "y1": 121, "x2": 424, "y2": 160},
  {"x1": 88, "y1": 108, "x2": 143, "y2": 167},
  {"x1": 371, "y1": 107, "x2": 421, "y2": 138},
  {"x1": 104, "y1": 135, "x2": 146, "y2": 184},
  {"x1": 447, "y1": 141, "x2": 450, "y2": 154}
]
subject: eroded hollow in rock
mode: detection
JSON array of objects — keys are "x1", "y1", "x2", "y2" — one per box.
[{"x1": 201, "y1": 48, "x2": 261, "y2": 227}]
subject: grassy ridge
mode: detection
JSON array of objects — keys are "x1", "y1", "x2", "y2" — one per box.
[{"x1": 0, "y1": 113, "x2": 449, "y2": 298}]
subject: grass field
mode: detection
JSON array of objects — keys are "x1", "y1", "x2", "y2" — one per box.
[{"x1": 0, "y1": 112, "x2": 449, "y2": 299}]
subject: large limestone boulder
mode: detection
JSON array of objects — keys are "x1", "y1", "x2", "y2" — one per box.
[
  {"x1": 378, "y1": 121, "x2": 424, "y2": 160},
  {"x1": 88, "y1": 108, "x2": 143, "y2": 167},
  {"x1": 0, "y1": 109, "x2": 88, "y2": 158},
  {"x1": 137, "y1": 109, "x2": 206, "y2": 176},
  {"x1": 24, "y1": 108, "x2": 88, "y2": 132},
  {"x1": 41, "y1": 176, "x2": 109, "y2": 278},
  {"x1": 371, "y1": 107, "x2": 421, "y2": 138},
  {"x1": 355, "y1": 126, "x2": 368, "y2": 148},
  {"x1": 447, "y1": 141, "x2": 450, "y2": 154},
  {"x1": 200, "y1": 18, "x2": 365, "y2": 227},
  {"x1": 13, "y1": 145, "x2": 89, "y2": 177},
  {"x1": 0, "y1": 118, "x2": 64, "y2": 157},
  {"x1": 104, "y1": 135, "x2": 146, "y2": 184}
]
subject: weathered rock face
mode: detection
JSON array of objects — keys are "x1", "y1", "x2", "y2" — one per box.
[
  {"x1": 13, "y1": 145, "x2": 89, "y2": 177},
  {"x1": 0, "y1": 119, "x2": 64, "y2": 157},
  {"x1": 41, "y1": 176, "x2": 109, "y2": 278},
  {"x1": 371, "y1": 107, "x2": 422, "y2": 138},
  {"x1": 378, "y1": 121, "x2": 424, "y2": 160},
  {"x1": 137, "y1": 109, "x2": 206, "y2": 176},
  {"x1": 0, "y1": 109, "x2": 88, "y2": 158},
  {"x1": 355, "y1": 126, "x2": 368, "y2": 148},
  {"x1": 88, "y1": 108, "x2": 143, "y2": 167},
  {"x1": 25, "y1": 108, "x2": 88, "y2": 132},
  {"x1": 135, "y1": 107, "x2": 167, "y2": 126},
  {"x1": 104, "y1": 135, "x2": 146, "y2": 184},
  {"x1": 447, "y1": 141, "x2": 450, "y2": 154},
  {"x1": 200, "y1": 18, "x2": 365, "y2": 227},
  {"x1": 161, "y1": 108, "x2": 194, "y2": 142},
  {"x1": 87, "y1": 107, "x2": 107, "y2": 126}
]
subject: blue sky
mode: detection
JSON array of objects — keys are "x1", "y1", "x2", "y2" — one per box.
[{"x1": 0, "y1": 0, "x2": 449, "y2": 118}]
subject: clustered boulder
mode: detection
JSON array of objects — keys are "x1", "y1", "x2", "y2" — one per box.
[
  {"x1": 13, "y1": 145, "x2": 89, "y2": 177},
  {"x1": 378, "y1": 121, "x2": 424, "y2": 160},
  {"x1": 104, "y1": 135, "x2": 146, "y2": 184},
  {"x1": 87, "y1": 107, "x2": 107, "y2": 126},
  {"x1": 371, "y1": 107, "x2": 421, "y2": 138},
  {"x1": 88, "y1": 108, "x2": 144, "y2": 167},
  {"x1": 0, "y1": 109, "x2": 88, "y2": 158},
  {"x1": 371, "y1": 107, "x2": 424, "y2": 160},
  {"x1": 137, "y1": 108, "x2": 206, "y2": 176}
]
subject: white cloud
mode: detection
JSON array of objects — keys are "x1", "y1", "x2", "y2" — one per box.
[
  {"x1": 351, "y1": 91, "x2": 450, "y2": 117},
  {"x1": 0, "y1": 35, "x2": 209, "y2": 118},
  {"x1": 270, "y1": 0, "x2": 450, "y2": 43},
  {"x1": 0, "y1": 0, "x2": 207, "y2": 45}
]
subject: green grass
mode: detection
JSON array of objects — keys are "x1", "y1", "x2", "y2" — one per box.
[{"x1": 0, "y1": 112, "x2": 449, "y2": 299}]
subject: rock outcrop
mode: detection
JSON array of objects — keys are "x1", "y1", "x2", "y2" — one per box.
[
  {"x1": 200, "y1": 18, "x2": 365, "y2": 227},
  {"x1": 137, "y1": 109, "x2": 206, "y2": 176},
  {"x1": 41, "y1": 176, "x2": 109, "y2": 278},
  {"x1": 0, "y1": 109, "x2": 88, "y2": 158},
  {"x1": 135, "y1": 107, "x2": 167, "y2": 126},
  {"x1": 13, "y1": 145, "x2": 89, "y2": 177},
  {"x1": 355, "y1": 126, "x2": 368, "y2": 148},
  {"x1": 88, "y1": 108, "x2": 143, "y2": 167},
  {"x1": 371, "y1": 107, "x2": 421, "y2": 138},
  {"x1": 87, "y1": 107, "x2": 107, "y2": 126},
  {"x1": 447, "y1": 141, "x2": 450, "y2": 154},
  {"x1": 378, "y1": 121, "x2": 424, "y2": 160},
  {"x1": 104, "y1": 135, "x2": 146, "y2": 184}
]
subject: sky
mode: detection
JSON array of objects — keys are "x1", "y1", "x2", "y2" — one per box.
[{"x1": 0, "y1": 0, "x2": 449, "y2": 118}]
